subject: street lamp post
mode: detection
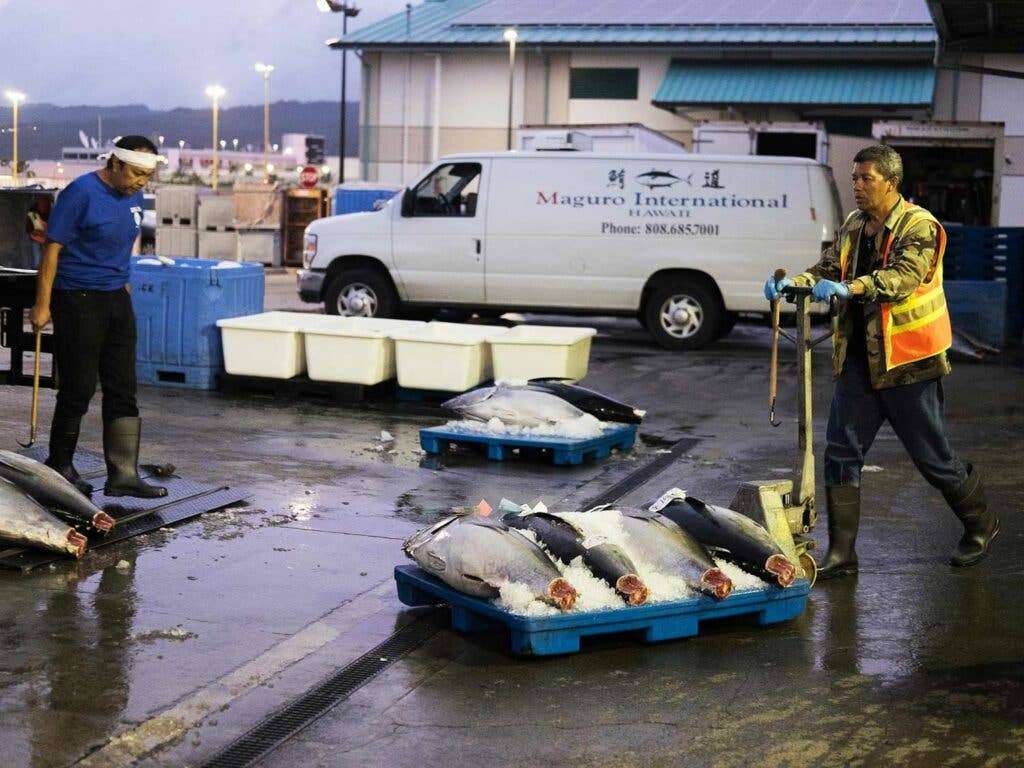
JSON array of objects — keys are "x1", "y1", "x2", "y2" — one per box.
[
  {"x1": 318, "y1": 0, "x2": 360, "y2": 184},
  {"x1": 255, "y1": 62, "x2": 274, "y2": 183},
  {"x1": 5, "y1": 90, "x2": 26, "y2": 185},
  {"x1": 205, "y1": 85, "x2": 225, "y2": 190},
  {"x1": 503, "y1": 28, "x2": 517, "y2": 151}
]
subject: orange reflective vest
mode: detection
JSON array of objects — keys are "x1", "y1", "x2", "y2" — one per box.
[{"x1": 838, "y1": 204, "x2": 952, "y2": 370}]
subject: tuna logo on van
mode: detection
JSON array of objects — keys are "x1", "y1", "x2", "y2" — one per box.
[{"x1": 635, "y1": 170, "x2": 692, "y2": 189}]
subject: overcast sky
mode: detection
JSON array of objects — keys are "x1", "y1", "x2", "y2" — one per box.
[{"x1": 0, "y1": 0, "x2": 411, "y2": 109}]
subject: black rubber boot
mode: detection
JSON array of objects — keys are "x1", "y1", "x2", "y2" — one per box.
[
  {"x1": 945, "y1": 464, "x2": 999, "y2": 567},
  {"x1": 817, "y1": 485, "x2": 861, "y2": 580},
  {"x1": 103, "y1": 417, "x2": 167, "y2": 499},
  {"x1": 44, "y1": 415, "x2": 93, "y2": 497}
]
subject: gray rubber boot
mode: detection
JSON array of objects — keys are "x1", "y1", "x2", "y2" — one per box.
[
  {"x1": 817, "y1": 485, "x2": 861, "y2": 580},
  {"x1": 103, "y1": 417, "x2": 167, "y2": 499},
  {"x1": 945, "y1": 464, "x2": 999, "y2": 567},
  {"x1": 44, "y1": 415, "x2": 93, "y2": 497}
]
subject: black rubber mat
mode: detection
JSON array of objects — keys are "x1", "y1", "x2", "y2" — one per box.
[{"x1": 0, "y1": 449, "x2": 249, "y2": 572}]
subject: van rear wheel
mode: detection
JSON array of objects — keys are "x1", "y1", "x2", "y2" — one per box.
[
  {"x1": 324, "y1": 268, "x2": 396, "y2": 318},
  {"x1": 643, "y1": 278, "x2": 722, "y2": 350}
]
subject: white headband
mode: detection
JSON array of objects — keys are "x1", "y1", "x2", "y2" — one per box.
[{"x1": 106, "y1": 146, "x2": 168, "y2": 170}]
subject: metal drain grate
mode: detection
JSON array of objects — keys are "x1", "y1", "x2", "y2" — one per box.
[
  {"x1": 201, "y1": 612, "x2": 443, "y2": 768},
  {"x1": 577, "y1": 436, "x2": 698, "y2": 511}
]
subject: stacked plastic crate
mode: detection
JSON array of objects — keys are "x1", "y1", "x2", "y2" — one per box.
[
  {"x1": 234, "y1": 182, "x2": 283, "y2": 267},
  {"x1": 154, "y1": 186, "x2": 198, "y2": 258},
  {"x1": 197, "y1": 194, "x2": 238, "y2": 260}
]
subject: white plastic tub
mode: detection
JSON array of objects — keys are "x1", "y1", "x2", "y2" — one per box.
[
  {"x1": 216, "y1": 311, "x2": 312, "y2": 378},
  {"x1": 390, "y1": 322, "x2": 509, "y2": 392},
  {"x1": 304, "y1": 317, "x2": 426, "y2": 385},
  {"x1": 489, "y1": 325, "x2": 598, "y2": 383}
]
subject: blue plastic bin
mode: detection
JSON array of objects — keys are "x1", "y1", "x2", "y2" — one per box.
[
  {"x1": 945, "y1": 280, "x2": 1008, "y2": 347},
  {"x1": 130, "y1": 257, "x2": 264, "y2": 389},
  {"x1": 331, "y1": 186, "x2": 400, "y2": 216}
]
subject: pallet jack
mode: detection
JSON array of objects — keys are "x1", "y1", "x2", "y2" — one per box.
[{"x1": 728, "y1": 282, "x2": 838, "y2": 586}]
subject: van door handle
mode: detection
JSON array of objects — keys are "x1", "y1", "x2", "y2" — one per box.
[{"x1": 473, "y1": 238, "x2": 481, "y2": 255}]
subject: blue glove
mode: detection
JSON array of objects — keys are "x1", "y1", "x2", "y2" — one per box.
[
  {"x1": 763, "y1": 274, "x2": 793, "y2": 301},
  {"x1": 811, "y1": 279, "x2": 850, "y2": 302}
]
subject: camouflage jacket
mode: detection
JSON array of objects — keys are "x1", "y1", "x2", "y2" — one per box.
[{"x1": 792, "y1": 196, "x2": 951, "y2": 389}]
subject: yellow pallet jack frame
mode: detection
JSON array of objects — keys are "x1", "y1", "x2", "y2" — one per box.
[{"x1": 729, "y1": 286, "x2": 837, "y2": 586}]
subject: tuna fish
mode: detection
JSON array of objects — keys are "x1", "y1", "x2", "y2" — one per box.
[
  {"x1": 651, "y1": 490, "x2": 797, "y2": 587},
  {"x1": 442, "y1": 385, "x2": 584, "y2": 427},
  {"x1": 617, "y1": 508, "x2": 733, "y2": 599},
  {"x1": 504, "y1": 510, "x2": 649, "y2": 605},
  {"x1": 0, "y1": 477, "x2": 88, "y2": 557},
  {"x1": 404, "y1": 512, "x2": 577, "y2": 610},
  {"x1": 0, "y1": 451, "x2": 115, "y2": 533},
  {"x1": 526, "y1": 379, "x2": 646, "y2": 424}
]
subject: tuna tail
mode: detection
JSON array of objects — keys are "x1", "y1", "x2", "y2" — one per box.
[
  {"x1": 615, "y1": 573, "x2": 649, "y2": 606},
  {"x1": 91, "y1": 511, "x2": 116, "y2": 532},
  {"x1": 546, "y1": 577, "x2": 578, "y2": 611},
  {"x1": 699, "y1": 568, "x2": 733, "y2": 600},
  {"x1": 66, "y1": 529, "x2": 88, "y2": 558},
  {"x1": 766, "y1": 554, "x2": 797, "y2": 587}
]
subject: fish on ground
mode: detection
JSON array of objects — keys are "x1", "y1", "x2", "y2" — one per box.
[
  {"x1": 504, "y1": 510, "x2": 649, "y2": 605},
  {"x1": 0, "y1": 450, "x2": 115, "y2": 532},
  {"x1": 0, "y1": 477, "x2": 88, "y2": 557},
  {"x1": 651, "y1": 490, "x2": 797, "y2": 587},
  {"x1": 616, "y1": 508, "x2": 733, "y2": 599},
  {"x1": 442, "y1": 385, "x2": 584, "y2": 428},
  {"x1": 404, "y1": 512, "x2": 578, "y2": 610},
  {"x1": 526, "y1": 379, "x2": 645, "y2": 424}
]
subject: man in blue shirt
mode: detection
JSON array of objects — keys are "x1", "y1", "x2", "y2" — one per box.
[{"x1": 31, "y1": 135, "x2": 167, "y2": 499}]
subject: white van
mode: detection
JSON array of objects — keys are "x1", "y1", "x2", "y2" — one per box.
[{"x1": 298, "y1": 152, "x2": 841, "y2": 349}]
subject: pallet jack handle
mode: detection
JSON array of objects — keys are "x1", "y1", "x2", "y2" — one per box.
[
  {"x1": 768, "y1": 269, "x2": 786, "y2": 427},
  {"x1": 773, "y1": 286, "x2": 844, "y2": 510}
]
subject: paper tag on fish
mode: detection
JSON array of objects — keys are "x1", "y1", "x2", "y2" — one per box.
[
  {"x1": 648, "y1": 487, "x2": 687, "y2": 513},
  {"x1": 532, "y1": 501, "x2": 548, "y2": 514},
  {"x1": 498, "y1": 498, "x2": 524, "y2": 514},
  {"x1": 476, "y1": 499, "x2": 493, "y2": 516}
]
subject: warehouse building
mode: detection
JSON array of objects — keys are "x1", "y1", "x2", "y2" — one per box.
[{"x1": 334, "y1": 0, "x2": 1023, "y2": 224}]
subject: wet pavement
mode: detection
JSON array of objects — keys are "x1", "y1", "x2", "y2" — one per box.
[{"x1": 1, "y1": 272, "x2": 1022, "y2": 768}]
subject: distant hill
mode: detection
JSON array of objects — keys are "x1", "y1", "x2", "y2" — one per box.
[{"x1": 0, "y1": 101, "x2": 359, "y2": 160}]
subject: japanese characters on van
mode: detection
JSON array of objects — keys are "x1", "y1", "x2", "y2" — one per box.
[{"x1": 535, "y1": 165, "x2": 791, "y2": 237}]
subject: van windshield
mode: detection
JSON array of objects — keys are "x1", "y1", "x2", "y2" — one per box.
[{"x1": 411, "y1": 162, "x2": 481, "y2": 217}]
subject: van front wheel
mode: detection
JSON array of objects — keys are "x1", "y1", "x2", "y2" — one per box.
[
  {"x1": 324, "y1": 269, "x2": 396, "y2": 318},
  {"x1": 643, "y1": 279, "x2": 722, "y2": 350}
]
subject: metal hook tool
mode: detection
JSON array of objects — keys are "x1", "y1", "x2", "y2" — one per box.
[{"x1": 18, "y1": 328, "x2": 42, "y2": 448}]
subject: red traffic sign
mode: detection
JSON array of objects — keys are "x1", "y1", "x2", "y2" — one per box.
[{"x1": 299, "y1": 165, "x2": 319, "y2": 188}]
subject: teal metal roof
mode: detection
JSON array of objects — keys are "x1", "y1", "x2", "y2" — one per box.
[
  {"x1": 653, "y1": 61, "x2": 936, "y2": 106},
  {"x1": 335, "y1": 0, "x2": 936, "y2": 48}
]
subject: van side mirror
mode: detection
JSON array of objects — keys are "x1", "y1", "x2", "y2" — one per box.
[{"x1": 400, "y1": 187, "x2": 414, "y2": 217}]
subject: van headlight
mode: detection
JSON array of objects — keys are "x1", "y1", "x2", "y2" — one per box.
[{"x1": 303, "y1": 232, "x2": 318, "y2": 268}]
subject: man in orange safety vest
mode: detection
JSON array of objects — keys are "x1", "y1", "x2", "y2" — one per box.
[{"x1": 764, "y1": 144, "x2": 998, "y2": 578}]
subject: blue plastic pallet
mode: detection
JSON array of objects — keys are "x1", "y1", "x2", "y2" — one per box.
[
  {"x1": 395, "y1": 565, "x2": 810, "y2": 656},
  {"x1": 419, "y1": 423, "x2": 637, "y2": 465}
]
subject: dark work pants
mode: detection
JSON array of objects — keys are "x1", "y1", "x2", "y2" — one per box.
[
  {"x1": 824, "y1": 347, "x2": 967, "y2": 493},
  {"x1": 51, "y1": 288, "x2": 138, "y2": 423}
]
